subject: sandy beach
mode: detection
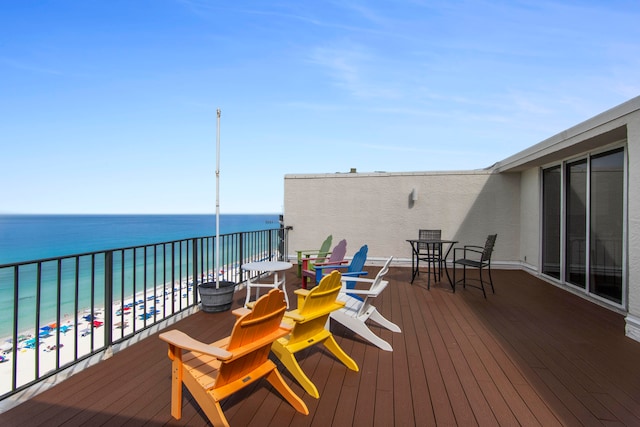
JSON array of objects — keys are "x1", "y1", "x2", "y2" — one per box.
[{"x1": 0, "y1": 267, "x2": 242, "y2": 396}]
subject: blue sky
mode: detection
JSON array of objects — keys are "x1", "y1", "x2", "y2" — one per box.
[{"x1": 2, "y1": 0, "x2": 639, "y2": 214}]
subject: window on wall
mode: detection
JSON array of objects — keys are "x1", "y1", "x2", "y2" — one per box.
[{"x1": 541, "y1": 147, "x2": 625, "y2": 306}]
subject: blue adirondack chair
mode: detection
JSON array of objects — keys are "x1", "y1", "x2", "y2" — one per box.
[{"x1": 314, "y1": 245, "x2": 368, "y2": 297}]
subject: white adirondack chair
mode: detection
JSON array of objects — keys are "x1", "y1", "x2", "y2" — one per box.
[{"x1": 328, "y1": 256, "x2": 401, "y2": 351}]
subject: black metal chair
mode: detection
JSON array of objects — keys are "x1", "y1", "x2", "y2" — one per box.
[
  {"x1": 453, "y1": 234, "x2": 497, "y2": 298},
  {"x1": 418, "y1": 229, "x2": 442, "y2": 286}
]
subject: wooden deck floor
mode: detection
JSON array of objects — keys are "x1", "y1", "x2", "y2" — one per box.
[{"x1": 2, "y1": 266, "x2": 640, "y2": 426}]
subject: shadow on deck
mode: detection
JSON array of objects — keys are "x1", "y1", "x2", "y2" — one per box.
[{"x1": 2, "y1": 266, "x2": 640, "y2": 426}]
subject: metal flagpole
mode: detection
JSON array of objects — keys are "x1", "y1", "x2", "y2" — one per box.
[{"x1": 215, "y1": 108, "x2": 221, "y2": 288}]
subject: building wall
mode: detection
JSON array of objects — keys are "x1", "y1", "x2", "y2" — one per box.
[
  {"x1": 283, "y1": 96, "x2": 640, "y2": 342},
  {"x1": 284, "y1": 170, "x2": 521, "y2": 266},
  {"x1": 626, "y1": 118, "x2": 640, "y2": 340},
  {"x1": 519, "y1": 168, "x2": 540, "y2": 269}
]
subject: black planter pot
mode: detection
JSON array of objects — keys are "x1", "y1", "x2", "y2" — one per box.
[{"x1": 198, "y1": 281, "x2": 236, "y2": 313}]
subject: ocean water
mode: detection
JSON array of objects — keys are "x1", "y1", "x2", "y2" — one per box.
[
  {"x1": 0, "y1": 214, "x2": 280, "y2": 338},
  {"x1": 0, "y1": 214, "x2": 280, "y2": 265}
]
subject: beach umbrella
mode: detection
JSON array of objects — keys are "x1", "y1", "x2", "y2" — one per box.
[{"x1": 24, "y1": 338, "x2": 39, "y2": 348}]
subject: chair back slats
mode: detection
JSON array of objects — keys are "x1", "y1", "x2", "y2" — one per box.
[
  {"x1": 219, "y1": 290, "x2": 287, "y2": 387},
  {"x1": 368, "y1": 256, "x2": 393, "y2": 294},
  {"x1": 301, "y1": 239, "x2": 346, "y2": 288},
  {"x1": 229, "y1": 290, "x2": 286, "y2": 349},
  {"x1": 299, "y1": 270, "x2": 343, "y2": 317},
  {"x1": 318, "y1": 235, "x2": 333, "y2": 258},
  {"x1": 326, "y1": 239, "x2": 347, "y2": 264},
  {"x1": 418, "y1": 229, "x2": 441, "y2": 252},
  {"x1": 348, "y1": 245, "x2": 368, "y2": 274},
  {"x1": 481, "y1": 234, "x2": 498, "y2": 262},
  {"x1": 305, "y1": 235, "x2": 334, "y2": 271},
  {"x1": 343, "y1": 245, "x2": 369, "y2": 293},
  {"x1": 308, "y1": 235, "x2": 333, "y2": 268},
  {"x1": 287, "y1": 271, "x2": 343, "y2": 345}
]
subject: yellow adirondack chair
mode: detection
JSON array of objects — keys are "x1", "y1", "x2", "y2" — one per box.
[
  {"x1": 271, "y1": 270, "x2": 359, "y2": 398},
  {"x1": 159, "y1": 289, "x2": 308, "y2": 426}
]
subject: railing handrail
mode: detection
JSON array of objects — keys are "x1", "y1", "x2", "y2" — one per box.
[{"x1": 0, "y1": 230, "x2": 269, "y2": 269}]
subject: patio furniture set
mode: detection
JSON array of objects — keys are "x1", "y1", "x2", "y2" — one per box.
[
  {"x1": 408, "y1": 231, "x2": 498, "y2": 299},
  {"x1": 158, "y1": 239, "x2": 401, "y2": 426}
]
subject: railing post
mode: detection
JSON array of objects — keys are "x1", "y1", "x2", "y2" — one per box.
[
  {"x1": 11, "y1": 266, "x2": 19, "y2": 392},
  {"x1": 192, "y1": 239, "x2": 199, "y2": 302},
  {"x1": 239, "y1": 233, "x2": 244, "y2": 283},
  {"x1": 278, "y1": 214, "x2": 285, "y2": 261},
  {"x1": 104, "y1": 251, "x2": 113, "y2": 346}
]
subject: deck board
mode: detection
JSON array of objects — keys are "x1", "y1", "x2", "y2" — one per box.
[{"x1": 2, "y1": 267, "x2": 640, "y2": 426}]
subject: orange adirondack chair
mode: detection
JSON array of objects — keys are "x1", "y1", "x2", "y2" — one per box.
[
  {"x1": 271, "y1": 270, "x2": 359, "y2": 398},
  {"x1": 159, "y1": 289, "x2": 308, "y2": 426}
]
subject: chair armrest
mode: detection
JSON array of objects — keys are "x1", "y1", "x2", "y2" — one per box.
[
  {"x1": 454, "y1": 246, "x2": 483, "y2": 261},
  {"x1": 283, "y1": 309, "x2": 306, "y2": 322},
  {"x1": 294, "y1": 289, "x2": 311, "y2": 297},
  {"x1": 298, "y1": 250, "x2": 332, "y2": 259},
  {"x1": 159, "y1": 329, "x2": 232, "y2": 360},
  {"x1": 463, "y1": 247, "x2": 483, "y2": 256},
  {"x1": 339, "y1": 287, "x2": 380, "y2": 297},
  {"x1": 315, "y1": 259, "x2": 349, "y2": 266},
  {"x1": 301, "y1": 255, "x2": 330, "y2": 262},
  {"x1": 293, "y1": 301, "x2": 346, "y2": 323},
  {"x1": 232, "y1": 307, "x2": 251, "y2": 318},
  {"x1": 341, "y1": 271, "x2": 368, "y2": 277},
  {"x1": 339, "y1": 276, "x2": 375, "y2": 285},
  {"x1": 314, "y1": 262, "x2": 349, "y2": 271},
  {"x1": 297, "y1": 249, "x2": 322, "y2": 256},
  {"x1": 301, "y1": 257, "x2": 320, "y2": 271}
]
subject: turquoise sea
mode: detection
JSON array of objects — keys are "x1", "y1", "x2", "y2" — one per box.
[
  {"x1": 0, "y1": 214, "x2": 280, "y2": 265},
  {"x1": 0, "y1": 214, "x2": 280, "y2": 338}
]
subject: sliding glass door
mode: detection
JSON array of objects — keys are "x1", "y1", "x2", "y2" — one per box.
[
  {"x1": 541, "y1": 147, "x2": 625, "y2": 306},
  {"x1": 589, "y1": 148, "x2": 624, "y2": 304},
  {"x1": 542, "y1": 166, "x2": 561, "y2": 279},
  {"x1": 565, "y1": 159, "x2": 587, "y2": 288}
]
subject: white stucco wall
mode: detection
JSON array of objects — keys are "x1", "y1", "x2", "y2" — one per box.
[
  {"x1": 284, "y1": 170, "x2": 520, "y2": 266},
  {"x1": 519, "y1": 168, "x2": 540, "y2": 269},
  {"x1": 626, "y1": 118, "x2": 640, "y2": 340}
]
